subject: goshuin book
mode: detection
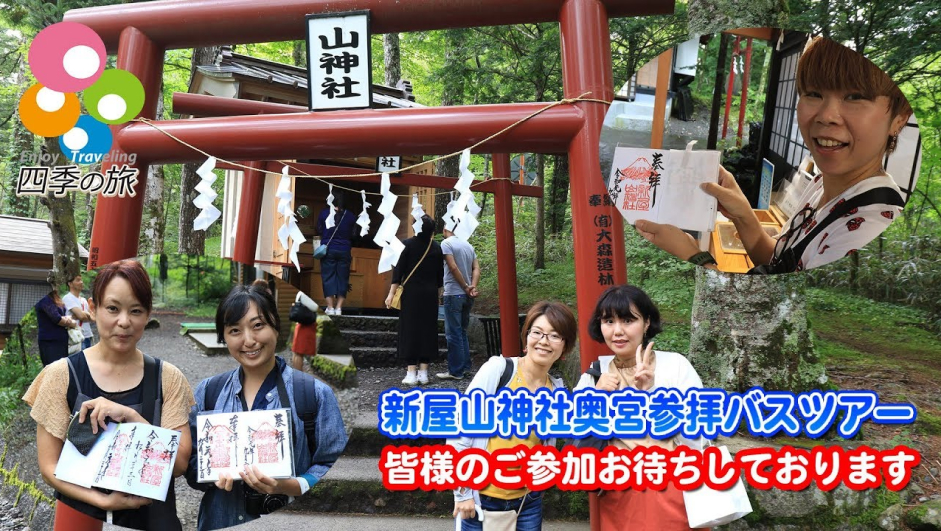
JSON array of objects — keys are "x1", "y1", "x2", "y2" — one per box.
[
  {"x1": 195, "y1": 408, "x2": 295, "y2": 483},
  {"x1": 55, "y1": 422, "x2": 181, "y2": 501},
  {"x1": 607, "y1": 141, "x2": 721, "y2": 233}
]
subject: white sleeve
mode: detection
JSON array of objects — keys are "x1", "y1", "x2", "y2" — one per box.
[
  {"x1": 574, "y1": 372, "x2": 596, "y2": 391},
  {"x1": 62, "y1": 293, "x2": 79, "y2": 312}
]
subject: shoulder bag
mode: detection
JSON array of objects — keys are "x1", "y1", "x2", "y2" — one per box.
[
  {"x1": 390, "y1": 238, "x2": 433, "y2": 310},
  {"x1": 314, "y1": 211, "x2": 346, "y2": 259}
]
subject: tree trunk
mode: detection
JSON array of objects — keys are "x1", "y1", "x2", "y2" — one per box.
[
  {"x1": 549, "y1": 154, "x2": 569, "y2": 235},
  {"x1": 141, "y1": 88, "x2": 166, "y2": 256},
  {"x1": 39, "y1": 137, "x2": 82, "y2": 286},
  {"x1": 5, "y1": 118, "x2": 34, "y2": 216},
  {"x1": 687, "y1": 0, "x2": 788, "y2": 35},
  {"x1": 383, "y1": 33, "x2": 401, "y2": 86},
  {"x1": 6, "y1": 57, "x2": 35, "y2": 217},
  {"x1": 849, "y1": 251, "x2": 859, "y2": 293},
  {"x1": 534, "y1": 153, "x2": 545, "y2": 269},
  {"x1": 84, "y1": 191, "x2": 94, "y2": 243},
  {"x1": 292, "y1": 40, "x2": 306, "y2": 67},
  {"x1": 688, "y1": 269, "x2": 826, "y2": 392},
  {"x1": 178, "y1": 46, "x2": 221, "y2": 256},
  {"x1": 434, "y1": 30, "x2": 467, "y2": 232}
]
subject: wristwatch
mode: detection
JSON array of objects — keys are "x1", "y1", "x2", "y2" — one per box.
[{"x1": 687, "y1": 251, "x2": 717, "y2": 267}]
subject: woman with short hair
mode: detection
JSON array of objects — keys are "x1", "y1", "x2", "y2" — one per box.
[
  {"x1": 23, "y1": 260, "x2": 194, "y2": 531},
  {"x1": 638, "y1": 36, "x2": 914, "y2": 273},
  {"x1": 450, "y1": 300, "x2": 578, "y2": 531},
  {"x1": 576, "y1": 285, "x2": 706, "y2": 530}
]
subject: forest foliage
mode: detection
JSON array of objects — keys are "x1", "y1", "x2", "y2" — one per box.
[{"x1": 0, "y1": 1, "x2": 938, "y2": 331}]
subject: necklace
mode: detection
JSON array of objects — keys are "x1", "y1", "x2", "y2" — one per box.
[{"x1": 515, "y1": 357, "x2": 549, "y2": 390}]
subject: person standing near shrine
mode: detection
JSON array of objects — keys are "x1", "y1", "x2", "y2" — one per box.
[
  {"x1": 385, "y1": 215, "x2": 443, "y2": 386},
  {"x1": 35, "y1": 289, "x2": 77, "y2": 366},
  {"x1": 316, "y1": 191, "x2": 356, "y2": 316},
  {"x1": 63, "y1": 274, "x2": 95, "y2": 350},
  {"x1": 436, "y1": 227, "x2": 480, "y2": 381}
]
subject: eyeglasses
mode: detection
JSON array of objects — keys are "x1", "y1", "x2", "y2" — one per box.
[{"x1": 528, "y1": 329, "x2": 564, "y2": 344}]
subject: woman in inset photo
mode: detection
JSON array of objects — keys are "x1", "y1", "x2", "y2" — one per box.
[
  {"x1": 637, "y1": 36, "x2": 913, "y2": 273},
  {"x1": 186, "y1": 282, "x2": 347, "y2": 531},
  {"x1": 23, "y1": 260, "x2": 194, "y2": 531}
]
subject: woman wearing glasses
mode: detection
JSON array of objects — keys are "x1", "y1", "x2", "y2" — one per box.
[
  {"x1": 449, "y1": 301, "x2": 577, "y2": 531},
  {"x1": 636, "y1": 36, "x2": 912, "y2": 273},
  {"x1": 575, "y1": 285, "x2": 706, "y2": 530}
]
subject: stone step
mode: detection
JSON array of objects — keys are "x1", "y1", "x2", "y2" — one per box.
[
  {"x1": 331, "y1": 314, "x2": 445, "y2": 333},
  {"x1": 350, "y1": 346, "x2": 444, "y2": 368},
  {"x1": 345, "y1": 411, "x2": 444, "y2": 457},
  {"x1": 185, "y1": 332, "x2": 228, "y2": 355},
  {"x1": 292, "y1": 456, "x2": 588, "y2": 520},
  {"x1": 344, "y1": 330, "x2": 449, "y2": 349}
]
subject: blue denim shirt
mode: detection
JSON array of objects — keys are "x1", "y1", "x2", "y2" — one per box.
[{"x1": 186, "y1": 357, "x2": 348, "y2": 531}]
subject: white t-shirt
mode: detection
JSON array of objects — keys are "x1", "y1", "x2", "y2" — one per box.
[
  {"x1": 62, "y1": 292, "x2": 93, "y2": 339},
  {"x1": 774, "y1": 173, "x2": 903, "y2": 271}
]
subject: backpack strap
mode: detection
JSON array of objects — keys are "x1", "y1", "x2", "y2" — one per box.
[
  {"x1": 140, "y1": 354, "x2": 160, "y2": 424},
  {"x1": 497, "y1": 357, "x2": 514, "y2": 389},
  {"x1": 204, "y1": 373, "x2": 229, "y2": 411},
  {"x1": 586, "y1": 360, "x2": 602, "y2": 385},
  {"x1": 65, "y1": 355, "x2": 82, "y2": 412},
  {"x1": 754, "y1": 187, "x2": 904, "y2": 274},
  {"x1": 292, "y1": 373, "x2": 320, "y2": 456}
]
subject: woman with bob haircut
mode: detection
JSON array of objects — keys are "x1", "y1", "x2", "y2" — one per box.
[
  {"x1": 186, "y1": 283, "x2": 348, "y2": 531},
  {"x1": 637, "y1": 36, "x2": 913, "y2": 273},
  {"x1": 575, "y1": 285, "x2": 706, "y2": 530},
  {"x1": 23, "y1": 259, "x2": 194, "y2": 531},
  {"x1": 449, "y1": 300, "x2": 577, "y2": 531}
]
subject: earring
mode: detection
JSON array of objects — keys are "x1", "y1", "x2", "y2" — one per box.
[{"x1": 887, "y1": 133, "x2": 899, "y2": 152}]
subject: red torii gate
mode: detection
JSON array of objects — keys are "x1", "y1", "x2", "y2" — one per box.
[{"x1": 68, "y1": 0, "x2": 671, "y2": 408}]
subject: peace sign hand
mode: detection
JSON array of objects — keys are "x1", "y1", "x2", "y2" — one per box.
[{"x1": 633, "y1": 342, "x2": 655, "y2": 391}]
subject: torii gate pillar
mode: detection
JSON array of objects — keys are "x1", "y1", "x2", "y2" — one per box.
[
  {"x1": 492, "y1": 153, "x2": 521, "y2": 358},
  {"x1": 561, "y1": 3, "x2": 627, "y2": 527},
  {"x1": 88, "y1": 27, "x2": 162, "y2": 269},
  {"x1": 561, "y1": 0, "x2": 628, "y2": 365}
]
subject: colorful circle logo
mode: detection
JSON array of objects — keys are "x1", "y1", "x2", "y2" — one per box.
[
  {"x1": 22, "y1": 21, "x2": 144, "y2": 164},
  {"x1": 18, "y1": 84, "x2": 81, "y2": 137},
  {"x1": 59, "y1": 115, "x2": 113, "y2": 164}
]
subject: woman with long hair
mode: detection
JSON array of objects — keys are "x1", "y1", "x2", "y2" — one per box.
[{"x1": 384, "y1": 214, "x2": 444, "y2": 385}]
